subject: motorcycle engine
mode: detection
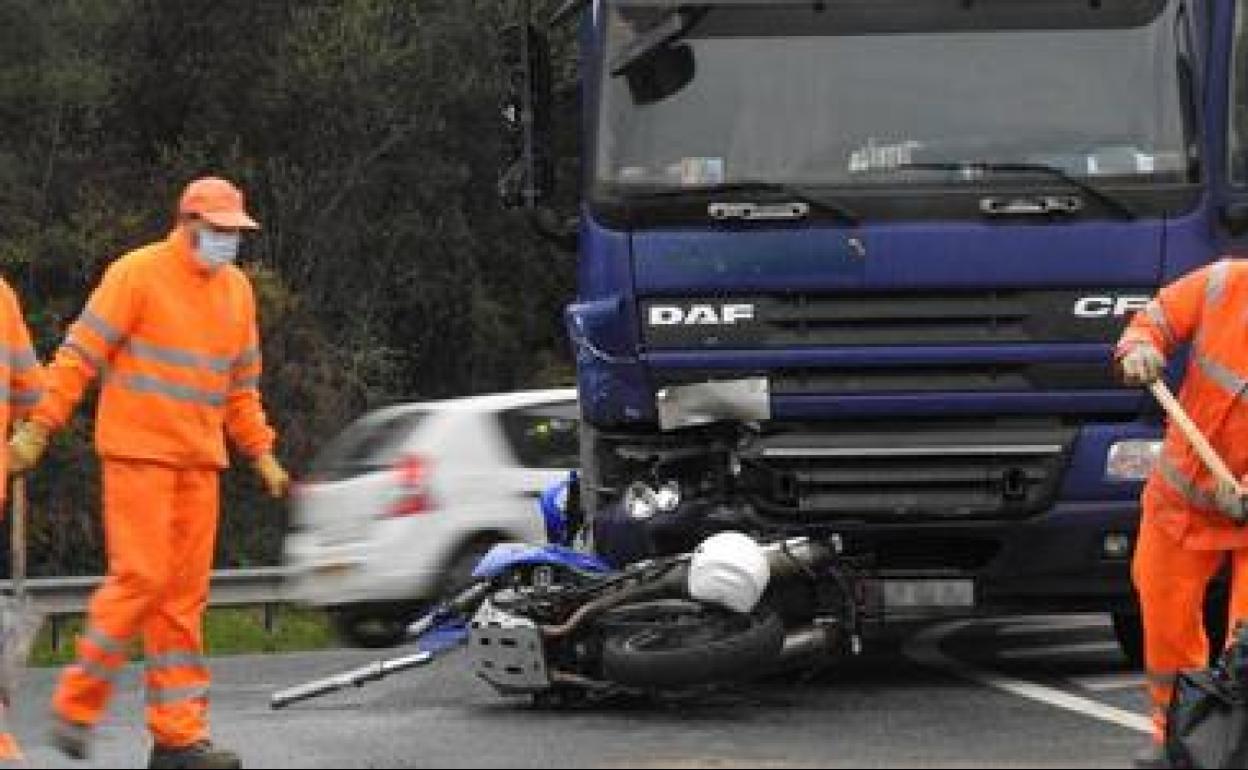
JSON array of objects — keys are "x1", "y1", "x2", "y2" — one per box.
[{"x1": 468, "y1": 598, "x2": 552, "y2": 695}]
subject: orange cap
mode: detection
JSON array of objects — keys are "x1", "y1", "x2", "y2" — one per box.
[{"x1": 178, "y1": 177, "x2": 260, "y2": 230}]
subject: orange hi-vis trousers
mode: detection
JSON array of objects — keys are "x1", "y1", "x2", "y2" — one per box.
[
  {"x1": 1134, "y1": 495, "x2": 1248, "y2": 743},
  {"x1": 53, "y1": 460, "x2": 220, "y2": 748},
  {"x1": 0, "y1": 703, "x2": 22, "y2": 762}
]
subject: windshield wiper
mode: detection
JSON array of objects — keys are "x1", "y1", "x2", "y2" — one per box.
[
  {"x1": 610, "y1": 5, "x2": 710, "y2": 76},
  {"x1": 898, "y1": 161, "x2": 1137, "y2": 221},
  {"x1": 619, "y1": 181, "x2": 861, "y2": 225}
]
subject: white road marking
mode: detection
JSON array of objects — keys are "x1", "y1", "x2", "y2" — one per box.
[
  {"x1": 1070, "y1": 672, "x2": 1146, "y2": 693},
  {"x1": 904, "y1": 620, "x2": 1153, "y2": 736},
  {"x1": 995, "y1": 617, "x2": 1111, "y2": 636},
  {"x1": 998, "y1": 641, "x2": 1121, "y2": 661}
]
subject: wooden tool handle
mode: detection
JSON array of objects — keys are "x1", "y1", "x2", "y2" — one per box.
[
  {"x1": 1149, "y1": 381, "x2": 1244, "y2": 495},
  {"x1": 10, "y1": 476, "x2": 26, "y2": 602}
]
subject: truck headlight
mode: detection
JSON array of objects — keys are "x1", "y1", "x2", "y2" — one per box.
[
  {"x1": 624, "y1": 482, "x2": 660, "y2": 521},
  {"x1": 1106, "y1": 440, "x2": 1162, "y2": 481},
  {"x1": 624, "y1": 481, "x2": 682, "y2": 520}
]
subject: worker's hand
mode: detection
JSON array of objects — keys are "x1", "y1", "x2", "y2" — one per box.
[
  {"x1": 254, "y1": 452, "x2": 291, "y2": 499},
  {"x1": 7, "y1": 421, "x2": 49, "y2": 475},
  {"x1": 1118, "y1": 342, "x2": 1166, "y2": 386},
  {"x1": 1213, "y1": 476, "x2": 1248, "y2": 524}
]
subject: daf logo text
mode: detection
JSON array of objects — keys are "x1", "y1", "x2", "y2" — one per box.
[{"x1": 649, "y1": 304, "x2": 757, "y2": 326}]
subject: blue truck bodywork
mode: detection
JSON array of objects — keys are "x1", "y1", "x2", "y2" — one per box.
[{"x1": 558, "y1": 0, "x2": 1248, "y2": 614}]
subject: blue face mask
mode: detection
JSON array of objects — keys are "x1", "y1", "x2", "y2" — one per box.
[{"x1": 195, "y1": 228, "x2": 241, "y2": 269}]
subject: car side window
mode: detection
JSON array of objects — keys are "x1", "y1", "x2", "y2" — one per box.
[
  {"x1": 310, "y1": 411, "x2": 428, "y2": 481},
  {"x1": 499, "y1": 401, "x2": 580, "y2": 469}
]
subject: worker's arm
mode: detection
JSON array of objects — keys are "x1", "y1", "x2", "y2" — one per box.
[
  {"x1": 1116, "y1": 261, "x2": 1219, "y2": 358},
  {"x1": 32, "y1": 260, "x2": 142, "y2": 432},
  {"x1": 2, "y1": 284, "x2": 45, "y2": 421},
  {"x1": 224, "y1": 279, "x2": 276, "y2": 460}
]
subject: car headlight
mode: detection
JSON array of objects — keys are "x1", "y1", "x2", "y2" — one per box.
[{"x1": 1106, "y1": 440, "x2": 1162, "y2": 481}]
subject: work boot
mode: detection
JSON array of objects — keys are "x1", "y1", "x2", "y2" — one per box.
[
  {"x1": 148, "y1": 740, "x2": 241, "y2": 770},
  {"x1": 49, "y1": 716, "x2": 91, "y2": 760},
  {"x1": 1133, "y1": 741, "x2": 1170, "y2": 769}
]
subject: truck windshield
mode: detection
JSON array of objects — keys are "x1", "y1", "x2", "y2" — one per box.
[{"x1": 594, "y1": 0, "x2": 1196, "y2": 197}]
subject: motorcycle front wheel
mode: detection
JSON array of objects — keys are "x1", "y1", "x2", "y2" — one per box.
[{"x1": 599, "y1": 601, "x2": 785, "y2": 689}]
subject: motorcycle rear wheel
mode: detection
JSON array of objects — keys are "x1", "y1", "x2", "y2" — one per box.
[{"x1": 599, "y1": 602, "x2": 785, "y2": 689}]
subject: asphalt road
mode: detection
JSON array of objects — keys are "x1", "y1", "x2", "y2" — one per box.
[{"x1": 10, "y1": 614, "x2": 1152, "y2": 769}]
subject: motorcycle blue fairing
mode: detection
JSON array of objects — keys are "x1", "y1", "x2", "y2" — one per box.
[
  {"x1": 539, "y1": 470, "x2": 578, "y2": 547},
  {"x1": 471, "y1": 543, "x2": 614, "y2": 580}
]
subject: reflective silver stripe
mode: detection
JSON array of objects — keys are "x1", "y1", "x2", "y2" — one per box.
[
  {"x1": 11, "y1": 387, "x2": 43, "y2": 407},
  {"x1": 232, "y1": 347, "x2": 261, "y2": 371},
  {"x1": 63, "y1": 338, "x2": 104, "y2": 372},
  {"x1": 0, "y1": 346, "x2": 38, "y2": 372},
  {"x1": 117, "y1": 374, "x2": 226, "y2": 407},
  {"x1": 83, "y1": 627, "x2": 128, "y2": 657},
  {"x1": 76, "y1": 657, "x2": 121, "y2": 684},
  {"x1": 0, "y1": 384, "x2": 44, "y2": 405},
  {"x1": 1195, "y1": 351, "x2": 1248, "y2": 396},
  {"x1": 1207, "y1": 260, "x2": 1231, "y2": 305},
  {"x1": 145, "y1": 651, "x2": 208, "y2": 673},
  {"x1": 146, "y1": 683, "x2": 209, "y2": 706},
  {"x1": 1142, "y1": 300, "x2": 1175, "y2": 347},
  {"x1": 230, "y1": 375, "x2": 260, "y2": 391},
  {"x1": 78, "y1": 310, "x2": 122, "y2": 345},
  {"x1": 1157, "y1": 453, "x2": 1216, "y2": 509},
  {"x1": 125, "y1": 339, "x2": 232, "y2": 374}
]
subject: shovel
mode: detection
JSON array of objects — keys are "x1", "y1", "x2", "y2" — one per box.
[
  {"x1": 0, "y1": 476, "x2": 42, "y2": 707},
  {"x1": 1148, "y1": 381, "x2": 1248, "y2": 525}
]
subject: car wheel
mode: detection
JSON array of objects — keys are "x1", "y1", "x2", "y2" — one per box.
[
  {"x1": 442, "y1": 537, "x2": 503, "y2": 596},
  {"x1": 329, "y1": 605, "x2": 425, "y2": 649}
]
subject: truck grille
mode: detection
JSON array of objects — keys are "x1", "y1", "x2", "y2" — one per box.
[
  {"x1": 642, "y1": 289, "x2": 1144, "y2": 349},
  {"x1": 661, "y1": 363, "x2": 1119, "y2": 395},
  {"x1": 750, "y1": 421, "x2": 1075, "y2": 519}
]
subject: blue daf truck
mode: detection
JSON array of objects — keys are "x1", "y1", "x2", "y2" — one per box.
[{"x1": 499, "y1": 0, "x2": 1248, "y2": 660}]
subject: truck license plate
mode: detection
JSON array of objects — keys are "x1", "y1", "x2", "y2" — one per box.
[{"x1": 882, "y1": 579, "x2": 975, "y2": 610}]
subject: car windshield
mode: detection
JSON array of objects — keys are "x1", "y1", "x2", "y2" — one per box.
[{"x1": 594, "y1": 0, "x2": 1195, "y2": 194}]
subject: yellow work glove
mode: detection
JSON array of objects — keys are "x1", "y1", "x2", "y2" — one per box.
[
  {"x1": 1118, "y1": 342, "x2": 1166, "y2": 387},
  {"x1": 1214, "y1": 475, "x2": 1248, "y2": 524},
  {"x1": 7, "y1": 421, "x2": 49, "y2": 475},
  {"x1": 254, "y1": 452, "x2": 291, "y2": 499}
]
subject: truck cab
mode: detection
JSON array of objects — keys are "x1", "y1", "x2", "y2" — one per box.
[{"x1": 502, "y1": 0, "x2": 1248, "y2": 644}]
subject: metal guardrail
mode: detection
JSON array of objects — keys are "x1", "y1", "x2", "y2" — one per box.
[
  {"x1": 0, "y1": 568, "x2": 291, "y2": 650},
  {"x1": 0, "y1": 567, "x2": 288, "y2": 616},
  {"x1": 0, "y1": 564, "x2": 290, "y2": 653}
]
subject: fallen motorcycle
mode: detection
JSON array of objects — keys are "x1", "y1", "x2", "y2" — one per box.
[{"x1": 271, "y1": 529, "x2": 861, "y2": 709}]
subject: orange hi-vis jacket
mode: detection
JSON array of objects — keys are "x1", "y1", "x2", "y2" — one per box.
[
  {"x1": 1119, "y1": 258, "x2": 1248, "y2": 550},
  {"x1": 31, "y1": 227, "x2": 275, "y2": 468},
  {"x1": 0, "y1": 280, "x2": 45, "y2": 485}
]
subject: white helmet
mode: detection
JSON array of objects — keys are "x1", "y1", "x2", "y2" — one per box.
[{"x1": 687, "y1": 532, "x2": 771, "y2": 614}]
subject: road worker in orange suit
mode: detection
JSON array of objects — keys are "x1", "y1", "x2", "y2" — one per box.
[
  {"x1": 0, "y1": 279, "x2": 46, "y2": 765},
  {"x1": 1116, "y1": 258, "x2": 1248, "y2": 769},
  {"x1": 7, "y1": 177, "x2": 291, "y2": 770}
]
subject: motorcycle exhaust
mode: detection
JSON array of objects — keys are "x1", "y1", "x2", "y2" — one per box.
[
  {"x1": 777, "y1": 621, "x2": 861, "y2": 669},
  {"x1": 778, "y1": 625, "x2": 837, "y2": 665}
]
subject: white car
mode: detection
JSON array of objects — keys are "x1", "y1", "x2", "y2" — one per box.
[{"x1": 284, "y1": 388, "x2": 578, "y2": 647}]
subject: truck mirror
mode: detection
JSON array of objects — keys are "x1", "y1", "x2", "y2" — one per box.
[
  {"x1": 623, "y1": 44, "x2": 696, "y2": 106},
  {"x1": 499, "y1": 23, "x2": 555, "y2": 209}
]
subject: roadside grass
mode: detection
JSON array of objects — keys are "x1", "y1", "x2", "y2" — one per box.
[{"x1": 28, "y1": 607, "x2": 337, "y2": 666}]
